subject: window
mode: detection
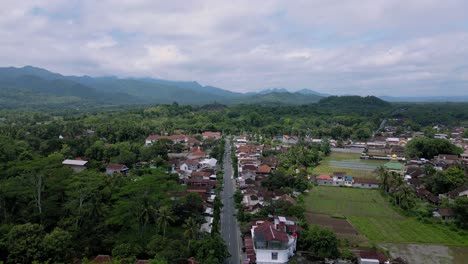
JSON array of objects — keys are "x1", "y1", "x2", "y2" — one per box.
[{"x1": 272, "y1": 252, "x2": 278, "y2": 260}]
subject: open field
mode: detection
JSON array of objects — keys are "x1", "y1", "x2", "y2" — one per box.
[
  {"x1": 306, "y1": 212, "x2": 368, "y2": 245},
  {"x1": 313, "y1": 152, "x2": 386, "y2": 178},
  {"x1": 305, "y1": 184, "x2": 401, "y2": 218},
  {"x1": 304, "y1": 186, "x2": 468, "y2": 246},
  {"x1": 381, "y1": 243, "x2": 468, "y2": 264}
]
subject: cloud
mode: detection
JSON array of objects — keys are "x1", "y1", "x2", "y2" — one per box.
[{"x1": 1, "y1": 0, "x2": 468, "y2": 96}]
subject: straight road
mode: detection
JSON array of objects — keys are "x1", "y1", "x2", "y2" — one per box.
[{"x1": 221, "y1": 138, "x2": 241, "y2": 264}]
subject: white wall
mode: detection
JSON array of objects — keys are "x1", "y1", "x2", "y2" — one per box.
[{"x1": 256, "y1": 249, "x2": 289, "y2": 264}]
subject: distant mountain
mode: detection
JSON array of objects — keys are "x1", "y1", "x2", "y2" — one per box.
[
  {"x1": 380, "y1": 96, "x2": 468, "y2": 102},
  {"x1": 258, "y1": 88, "x2": 289, "y2": 94},
  {"x1": 235, "y1": 92, "x2": 323, "y2": 105},
  {"x1": 0, "y1": 65, "x2": 325, "y2": 108},
  {"x1": 295, "y1": 89, "x2": 330, "y2": 97}
]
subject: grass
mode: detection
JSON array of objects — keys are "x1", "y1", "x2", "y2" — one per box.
[
  {"x1": 349, "y1": 216, "x2": 468, "y2": 246},
  {"x1": 305, "y1": 186, "x2": 468, "y2": 246},
  {"x1": 305, "y1": 186, "x2": 401, "y2": 218},
  {"x1": 313, "y1": 152, "x2": 386, "y2": 178}
]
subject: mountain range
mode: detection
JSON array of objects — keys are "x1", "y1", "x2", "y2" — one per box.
[
  {"x1": 0, "y1": 66, "x2": 324, "y2": 107},
  {"x1": 0, "y1": 66, "x2": 467, "y2": 108}
]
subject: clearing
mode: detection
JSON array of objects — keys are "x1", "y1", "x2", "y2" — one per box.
[
  {"x1": 313, "y1": 152, "x2": 386, "y2": 178},
  {"x1": 304, "y1": 186, "x2": 468, "y2": 246}
]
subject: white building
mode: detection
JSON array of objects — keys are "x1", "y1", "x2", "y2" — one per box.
[
  {"x1": 62, "y1": 159, "x2": 88, "y2": 173},
  {"x1": 251, "y1": 216, "x2": 300, "y2": 264}
]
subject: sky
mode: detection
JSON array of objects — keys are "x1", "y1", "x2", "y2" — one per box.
[{"x1": 1, "y1": 0, "x2": 468, "y2": 96}]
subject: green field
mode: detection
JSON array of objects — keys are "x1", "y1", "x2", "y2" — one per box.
[
  {"x1": 313, "y1": 152, "x2": 386, "y2": 178},
  {"x1": 305, "y1": 186, "x2": 468, "y2": 246}
]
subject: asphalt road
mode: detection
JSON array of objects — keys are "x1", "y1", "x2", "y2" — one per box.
[{"x1": 221, "y1": 138, "x2": 242, "y2": 264}]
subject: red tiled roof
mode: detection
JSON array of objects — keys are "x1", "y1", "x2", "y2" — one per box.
[
  {"x1": 316, "y1": 175, "x2": 332, "y2": 180},
  {"x1": 147, "y1": 134, "x2": 187, "y2": 141},
  {"x1": 254, "y1": 221, "x2": 289, "y2": 243},
  {"x1": 333, "y1": 172, "x2": 346, "y2": 177},
  {"x1": 242, "y1": 165, "x2": 257, "y2": 171},
  {"x1": 106, "y1": 163, "x2": 126, "y2": 170},
  {"x1": 353, "y1": 177, "x2": 379, "y2": 184},
  {"x1": 278, "y1": 194, "x2": 297, "y2": 205},
  {"x1": 202, "y1": 131, "x2": 221, "y2": 137},
  {"x1": 438, "y1": 208, "x2": 454, "y2": 217},
  {"x1": 183, "y1": 159, "x2": 200, "y2": 166},
  {"x1": 358, "y1": 250, "x2": 388, "y2": 264},
  {"x1": 257, "y1": 165, "x2": 271, "y2": 174},
  {"x1": 185, "y1": 179, "x2": 216, "y2": 186},
  {"x1": 93, "y1": 255, "x2": 111, "y2": 263},
  {"x1": 191, "y1": 171, "x2": 211, "y2": 177}
]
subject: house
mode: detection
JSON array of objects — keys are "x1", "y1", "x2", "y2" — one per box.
[
  {"x1": 433, "y1": 208, "x2": 454, "y2": 221},
  {"x1": 187, "y1": 146, "x2": 207, "y2": 160},
  {"x1": 145, "y1": 134, "x2": 188, "y2": 146},
  {"x1": 357, "y1": 249, "x2": 388, "y2": 264},
  {"x1": 315, "y1": 175, "x2": 333, "y2": 185},
  {"x1": 200, "y1": 216, "x2": 213, "y2": 233},
  {"x1": 344, "y1": 176, "x2": 353, "y2": 186},
  {"x1": 446, "y1": 186, "x2": 468, "y2": 199},
  {"x1": 105, "y1": 163, "x2": 129, "y2": 175},
  {"x1": 180, "y1": 159, "x2": 200, "y2": 171},
  {"x1": 93, "y1": 255, "x2": 112, "y2": 263},
  {"x1": 62, "y1": 159, "x2": 88, "y2": 173},
  {"x1": 353, "y1": 178, "x2": 379, "y2": 189},
  {"x1": 257, "y1": 164, "x2": 272, "y2": 175},
  {"x1": 251, "y1": 219, "x2": 298, "y2": 264},
  {"x1": 386, "y1": 137, "x2": 400, "y2": 145},
  {"x1": 202, "y1": 131, "x2": 222, "y2": 140},
  {"x1": 417, "y1": 188, "x2": 439, "y2": 205},
  {"x1": 332, "y1": 172, "x2": 346, "y2": 186},
  {"x1": 281, "y1": 135, "x2": 298, "y2": 144},
  {"x1": 276, "y1": 194, "x2": 297, "y2": 206},
  {"x1": 432, "y1": 154, "x2": 460, "y2": 170},
  {"x1": 185, "y1": 179, "x2": 216, "y2": 189},
  {"x1": 199, "y1": 158, "x2": 217, "y2": 168}
]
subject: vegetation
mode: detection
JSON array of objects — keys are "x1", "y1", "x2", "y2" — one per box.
[
  {"x1": 304, "y1": 186, "x2": 468, "y2": 246},
  {"x1": 405, "y1": 137, "x2": 463, "y2": 159}
]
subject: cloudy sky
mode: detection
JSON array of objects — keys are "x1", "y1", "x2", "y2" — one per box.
[{"x1": 1, "y1": 0, "x2": 468, "y2": 96}]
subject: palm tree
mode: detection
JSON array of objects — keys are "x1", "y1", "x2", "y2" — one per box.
[
  {"x1": 157, "y1": 206, "x2": 175, "y2": 239},
  {"x1": 183, "y1": 217, "x2": 199, "y2": 250}
]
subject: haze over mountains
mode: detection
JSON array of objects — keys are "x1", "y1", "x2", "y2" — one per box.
[
  {"x1": 0, "y1": 66, "x2": 325, "y2": 107},
  {"x1": 0, "y1": 66, "x2": 467, "y2": 108}
]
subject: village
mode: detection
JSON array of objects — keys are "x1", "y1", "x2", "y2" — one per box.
[{"x1": 45, "y1": 122, "x2": 468, "y2": 263}]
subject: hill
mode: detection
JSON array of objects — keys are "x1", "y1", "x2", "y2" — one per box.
[
  {"x1": 0, "y1": 66, "x2": 328, "y2": 107},
  {"x1": 317, "y1": 96, "x2": 392, "y2": 115},
  {"x1": 234, "y1": 92, "x2": 323, "y2": 105}
]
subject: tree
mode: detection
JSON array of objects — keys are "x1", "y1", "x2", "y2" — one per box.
[
  {"x1": 112, "y1": 243, "x2": 142, "y2": 264},
  {"x1": 405, "y1": 137, "x2": 463, "y2": 159},
  {"x1": 7, "y1": 223, "x2": 45, "y2": 263},
  {"x1": 42, "y1": 227, "x2": 73, "y2": 263},
  {"x1": 425, "y1": 167, "x2": 466, "y2": 194},
  {"x1": 191, "y1": 234, "x2": 230, "y2": 264},
  {"x1": 320, "y1": 139, "x2": 331, "y2": 156},
  {"x1": 157, "y1": 206, "x2": 175, "y2": 239},
  {"x1": 452, "y1": 197, "x2": 468, "y2": 229},
  {"x1": 183, "y1": 217, "x2": 199, "y2": 251},
  {"x1": 300, "y1": 225, "x2": 339, "y2": 259}
]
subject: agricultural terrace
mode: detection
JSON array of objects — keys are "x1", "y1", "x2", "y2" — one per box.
[
  {"x1": 305, "y1": 186, "x2": 468, "y2": 246},
  {"x1": 313, "y1": 152, "x2": 386, "y2": 178}
]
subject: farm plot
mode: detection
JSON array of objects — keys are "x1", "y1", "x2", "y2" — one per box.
[
  {"x1": 306, "y1": 212, "x2": 368, "y2": 245},
  {"x1": 313, "y1": 152, "x2": 386, "y2": 178},
  {"x1": 304, "y1": 186, "x2": 468, "y2": 246},
  {"x1": 305, "y1": 185, "x2": 401, "y2": 218}
]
